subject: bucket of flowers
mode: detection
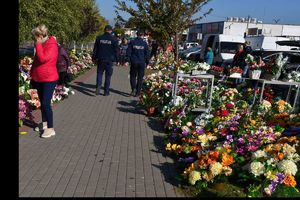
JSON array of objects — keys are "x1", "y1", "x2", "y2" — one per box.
[
  {"x1": 261, "y1": 53, "x2": 288, "y2": 80},
  {"x1": 191, "y1": 62, "x2": 211, "y2": 75},
  {"x1": 229, "y1": 67, "x2": 243, "y2": 78},
  {"x1": 248, "y1": 56, "x2": 265, "y2": 79},
  {"x1": 209, "y1": 65, "x2": 224, "y2": 76}
]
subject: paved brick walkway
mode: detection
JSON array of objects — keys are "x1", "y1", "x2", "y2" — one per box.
[{"x1": 19, "y1": 66, "x2": 189, "y2": 197}]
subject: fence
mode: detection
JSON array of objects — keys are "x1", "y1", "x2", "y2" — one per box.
[{"x1": 19, "y1": 41, "x2": 95, "y2": 51}]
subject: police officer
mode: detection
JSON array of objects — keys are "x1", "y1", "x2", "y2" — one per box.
[
  {"x1": 126, "y1": 30, "x2": 149, "y2": 97},
  {"x1": 92, "y1": 25, "x2": 118, "y2": 96}
]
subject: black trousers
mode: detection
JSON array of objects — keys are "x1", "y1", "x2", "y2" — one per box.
[
  {"x1": 96, "y1": 60, "x2": 113, "y2": 94},
  {"x1": 130, "y1": 62, "x2": 145, "y2": 94}
]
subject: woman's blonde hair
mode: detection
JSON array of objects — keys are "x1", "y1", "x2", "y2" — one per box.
[{"x1": 31, "y1": 24, "x2": 48, "y2": 38}]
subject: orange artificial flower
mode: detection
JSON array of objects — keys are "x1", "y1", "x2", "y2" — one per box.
[
  {"x1": 222, "y1": 153, "x2": 235, "y2": 166},
  {"x1": 277, "y1": 100, "x2": 286, "y2": 107},
  {"x1": 283, "y1": 174, "x2": 297, "y2": 187},
  {"x1": 207, "y1": 158, "x2": 216, "y2": 165},
  {"x1": 209, "y1": 151, "x2": 219, "y2": 159},
  {"x1": 277, "y1": 152, "x2": 284, "y2": 160}
]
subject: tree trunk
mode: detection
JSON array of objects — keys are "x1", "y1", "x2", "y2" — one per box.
[{"x1": 175, "y1": 30, "x2": 179, "y2": 66}]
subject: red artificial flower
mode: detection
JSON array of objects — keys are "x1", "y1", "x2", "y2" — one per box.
[
  {"x1": 220, "y1": 109, "x2": 229, "y2": 117},
  {"x1": 226, "y1": 102, "x2": 234, "y2": 109}
]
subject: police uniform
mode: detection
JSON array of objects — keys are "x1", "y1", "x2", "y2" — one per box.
[
  {"x1": 92, "y1": 29, "x2": 118, "y2": 96},
  {"x1": 126, "y1": 35, "x2": 149, "y2": 96}
]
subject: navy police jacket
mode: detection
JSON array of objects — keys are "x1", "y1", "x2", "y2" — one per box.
[
  {"x1": 92, "y1": 32, "x2": 118, "y2": 62},
  {"x1": 126, "y1": 37, "x2": 149, "y2": 64}
]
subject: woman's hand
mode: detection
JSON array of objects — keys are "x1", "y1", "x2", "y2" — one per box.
[{"x1": 36, "y1": 36, "x2": 43, "y2": 44}]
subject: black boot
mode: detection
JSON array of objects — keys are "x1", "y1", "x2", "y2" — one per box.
[
  {"x1": 95, "y1": 87, "x2": 100, "y2": 95},
  {"x1": 130, "y1": 89, "x2": 136, "y2": 96}
]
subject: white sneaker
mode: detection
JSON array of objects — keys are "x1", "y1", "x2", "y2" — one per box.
[
  {"x1": 41, "y1": 128, "x2": 56, "y2": 138},
  {"x1": 63, "y1": 86, "x2": 70, "y2": 93},
  {"x1": 34, "y1": 122, "x2": 47, "y2": 132}
]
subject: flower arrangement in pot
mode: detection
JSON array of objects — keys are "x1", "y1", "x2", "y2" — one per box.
[{"x1": 246, "y1": 55, "x2": 265, "y2": 79}]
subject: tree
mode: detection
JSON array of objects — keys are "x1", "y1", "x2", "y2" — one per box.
[
  {"x1": 19, "y1": 0, "x2": 107, "y2": 45},
  {"x1": 114, "y1": 0, "x2": 212, "y2": 63}
]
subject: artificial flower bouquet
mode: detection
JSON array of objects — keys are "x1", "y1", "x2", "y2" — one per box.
[{"x1": 229, "y1": 67, "x2": 243, "y2": 78}]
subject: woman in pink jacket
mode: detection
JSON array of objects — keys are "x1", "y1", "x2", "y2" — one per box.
[{"x1": 30, "y1": 24, "x2": 58, "y2": 138}]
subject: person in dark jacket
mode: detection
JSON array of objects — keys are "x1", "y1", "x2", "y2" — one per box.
[
  {"x1": 232, "y1": 44, "x2": 247, "y2": 68},
  {"x1": 92, "y1": 25, "x2": 118, "y2": 96},
  {"x1": 56, "y1": 42, "x2": 71, "y2": 89},
  {"x1": 150, "y1": 40, "x2": 159, "y2": 61},
  {"x1": 126, "y1": 30, "x2": 149, "y2": 97}
]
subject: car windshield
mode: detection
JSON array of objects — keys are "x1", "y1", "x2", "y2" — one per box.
[{"x1": 220, "y1": 42, "x2": 244, "y2": 54}]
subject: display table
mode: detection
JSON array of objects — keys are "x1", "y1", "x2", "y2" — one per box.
[
  {"x1": 172, "y1": 73, "x2": 214, "y2": 113},
  {"x1": 259, "y1": 80, "x2": 300, "y2": 112},
  {"x1": 218, "y1": 76, "x2": 300, "y2": 112}
]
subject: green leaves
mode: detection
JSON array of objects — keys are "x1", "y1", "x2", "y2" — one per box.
[
  {"x1": 115, "y1": 0, "x2": 212, "y2": 50},
  {"x1": 19, "y1": 0, "x2": 107, "y2": 45}
]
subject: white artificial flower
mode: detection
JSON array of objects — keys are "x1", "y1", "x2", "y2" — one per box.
[
  {"x1": 252, "y1": 150, "x2": 268, "y2": 159},
  {"x1": 249, "y1": 161, "x2": 265, "y2": 177},
  {"x1": 189, "y1": 170, "x2": 201, "y2": 185},
  {"x1": 186, "y1": 122, "x2": 193, "y2": 127},
  {"x1": 210, "y1": 162, "x2": 223, "y2": 176},
  {"x1": 277, "y1": 159, "x2": 298, "y2": 175}
]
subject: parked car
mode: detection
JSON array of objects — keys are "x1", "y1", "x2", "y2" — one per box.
[
  {"x1": 179, "y1": 46, "x2": 201, "y2": 60},
  {"x1": 184, "y1": 42, "x2": 199, "y2": 49}
]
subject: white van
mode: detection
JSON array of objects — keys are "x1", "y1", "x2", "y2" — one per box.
[
  {"x1": 200, "y1": 34, "x2": 245, "y2": 65},
  {"x1": 245, "y1": 35, "x2": 293, "y2": 51}
]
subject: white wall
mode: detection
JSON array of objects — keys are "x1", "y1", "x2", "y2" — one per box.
[{"x1": 223, "y1": 22, "x2": 300, "y2": 37}]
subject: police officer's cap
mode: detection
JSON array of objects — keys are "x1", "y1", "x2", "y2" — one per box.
[{"x1": 104, "y1": 25, "x2": 113, "y2": 32}]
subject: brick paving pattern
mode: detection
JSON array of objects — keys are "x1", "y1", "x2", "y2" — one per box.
[{"x1": 19, "y1": 66, "x2": 189, "y2": 197}]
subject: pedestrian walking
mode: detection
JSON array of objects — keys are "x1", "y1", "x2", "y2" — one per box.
[
  {"x1": 119, "y1": 38, "x2": 129, "y2": 66},
  {"x1": 56, "y1": 41, "x2": 71, "y2": 90},
  {"x1": 30, "y1": 24, "x2": 59, "y2": 138},
  {"x1": 126, "y1": 30, "x2": 149, "y2": 97},
  {"x1": 92, "y1": 25, "x2": 118, "y2": 96},
  {"x1": 150, "y1": 40, "x2": 159, "y2": 61}
]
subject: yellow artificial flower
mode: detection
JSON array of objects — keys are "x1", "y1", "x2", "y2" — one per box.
[
  {"x1": 165, "y1": 143, "x2": 171, "y2": 151},
  {"x1": 171, "y1": 144, "x2": 177, "y2": 151}
]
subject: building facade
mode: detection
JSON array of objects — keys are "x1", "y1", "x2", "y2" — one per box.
[{"x1": 188, "y1": 17, "x2": 300, "y2": 42}]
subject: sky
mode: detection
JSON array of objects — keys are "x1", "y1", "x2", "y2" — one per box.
[{"x1": 96, "y1": 0, "x2": 300, "y2": 26}]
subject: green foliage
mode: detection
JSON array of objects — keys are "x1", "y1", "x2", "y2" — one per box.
[
  {"x1": 272, "y1": 185, "x2": 300, "y2": 197},
  {"x1": 19, "y1": 0, "x2": 107, "y2": 45},
  {"x1": 115, "y1": 0, "x2": 213, "y2": 54}
]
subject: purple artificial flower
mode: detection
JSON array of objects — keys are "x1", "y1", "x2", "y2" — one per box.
[
  {"x1": 196, "y1": 128, "x2": 204, "y2": 135},
  {"x1": 178, "y1": 157, "x2": 195, "y2": 163},
  {"x1": 276, "y1": 173, "x2": 285, "y2": 184},
  {"x1": 226, "y1": 135, "x2": 233, "y2": 142},
  {"x1": 182, "y1": 130, "x2": 189, "y2": 136},
  {"x1": 238, "y1": 138, "x2": 245, "y2": 144},
  {"x1": 247, "y1": 144, "x2": 258, "y2": 152}
]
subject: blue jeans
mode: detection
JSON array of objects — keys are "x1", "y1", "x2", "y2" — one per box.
[
  {"x1": 31, "y1": 80, "x2": 57, "y2": 128},
  {"x1": 96, "y1": 61, "x2": 113, "y2": 94},
  {"x1": 130, "y1": 62, "x2": 145, "y2": 94}
]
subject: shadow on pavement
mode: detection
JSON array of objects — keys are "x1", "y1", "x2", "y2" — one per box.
[
  {"x1": 117, "y1": 100, "x2": 145, "y2": 115},
  {"x1": 147, "y1": 117, "x2": 164, "y2": 133},
  {"x1": 22, "y1": 118, "x2": 38, "y2": 129},
  {"x1": 69, "y1": 82, "x2": 95, "y2": 97},
  {"x1": 73, "y1": 81, "x2": 131, "y2": 97},
  {"x1": 151, "y1": 134, "x2": 182, "y2": 188}
]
